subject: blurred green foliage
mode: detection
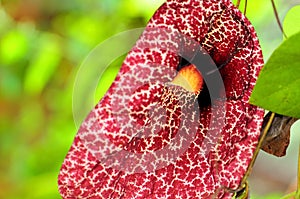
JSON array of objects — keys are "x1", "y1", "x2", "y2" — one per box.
[
  {"x1": 0, "y1": 0, "x2": 295, "y2": 198},
  {"x1": 0, "y1": 0, "x2": 163, "y2": 198}
]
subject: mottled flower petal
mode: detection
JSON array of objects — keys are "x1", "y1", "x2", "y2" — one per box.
[{"x1": 58, "y1": 0, "x2": 264, "y2": 198}]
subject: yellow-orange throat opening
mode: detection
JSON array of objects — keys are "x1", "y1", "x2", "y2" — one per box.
[{"x1": 171, "y1": 64, "x2": 203, "y2": 94}]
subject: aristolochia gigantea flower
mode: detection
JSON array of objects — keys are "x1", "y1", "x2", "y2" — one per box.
[{"x1": 58, "y1": 0, "x2": 265, "y2": 198}]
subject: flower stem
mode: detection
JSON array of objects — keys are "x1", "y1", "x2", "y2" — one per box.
[
  {"x1": 240, "y1": 112, "x2": 275, "y2": 187},
  {"x1": 280, "y1": 191, "x2": 296, "y2": 199}
]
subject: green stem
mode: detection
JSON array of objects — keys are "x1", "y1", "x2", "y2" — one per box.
[
  {"x1": 296, "y1": 144, "x2": 300, "y2": 198},
  {"x1": 280, "y1": 191, "x2": 296, "y2": 199}
]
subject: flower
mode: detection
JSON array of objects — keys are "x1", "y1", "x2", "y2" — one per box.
[{"x1": 58, "y1": 0, "x2": 264, "y2": 198}]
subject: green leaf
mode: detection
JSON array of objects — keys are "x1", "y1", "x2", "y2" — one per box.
[
  {"x1": 250, "y1": 31, "x2": 300, "y2": 118},
  {"x1": 283, "y1": 5, "x2": 300, "y2": 38}
]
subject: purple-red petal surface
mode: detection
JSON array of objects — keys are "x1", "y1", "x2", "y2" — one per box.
[{"x1": 58, "y1": 0, "x2": 265, "y2": 198}]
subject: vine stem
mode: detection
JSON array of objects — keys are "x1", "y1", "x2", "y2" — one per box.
[
  {"x1": 235, "y1": 0, "x2": 247, "y2": 16},
  {"x1": 236, "y1": 0, "x2": 241, "y2": 9},
  {"x1": 240, "y1": 112, "x2": 276, "y2": 187},
  {"x1": 243, "y1": 0, "x2": 247, "y2": 15},
  {"x1": 297, "y1": 144, "x2": 300, "y2": 198},
  {"x1": 280, "y1": 191, "x2": 297, "y2": 199},
  {"x1": 279, "y1": 143, "x2": 300, "y2": 199},
  {"x1": 271, "y1": 0, "x2": 287, "y2": 38}
]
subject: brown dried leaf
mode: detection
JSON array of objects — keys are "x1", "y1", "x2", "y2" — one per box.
[{"x1": 261, "y1": 112, "x2": 298, "y2": 157}]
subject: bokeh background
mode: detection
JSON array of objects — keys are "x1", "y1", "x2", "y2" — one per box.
[{"x1": 0, "y1": 0, "x2": 299, "y2": 198}]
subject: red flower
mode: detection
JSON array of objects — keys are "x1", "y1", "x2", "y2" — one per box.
[{"x1": 58, "y1": 0, "x2": 264, "y2": 198}]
